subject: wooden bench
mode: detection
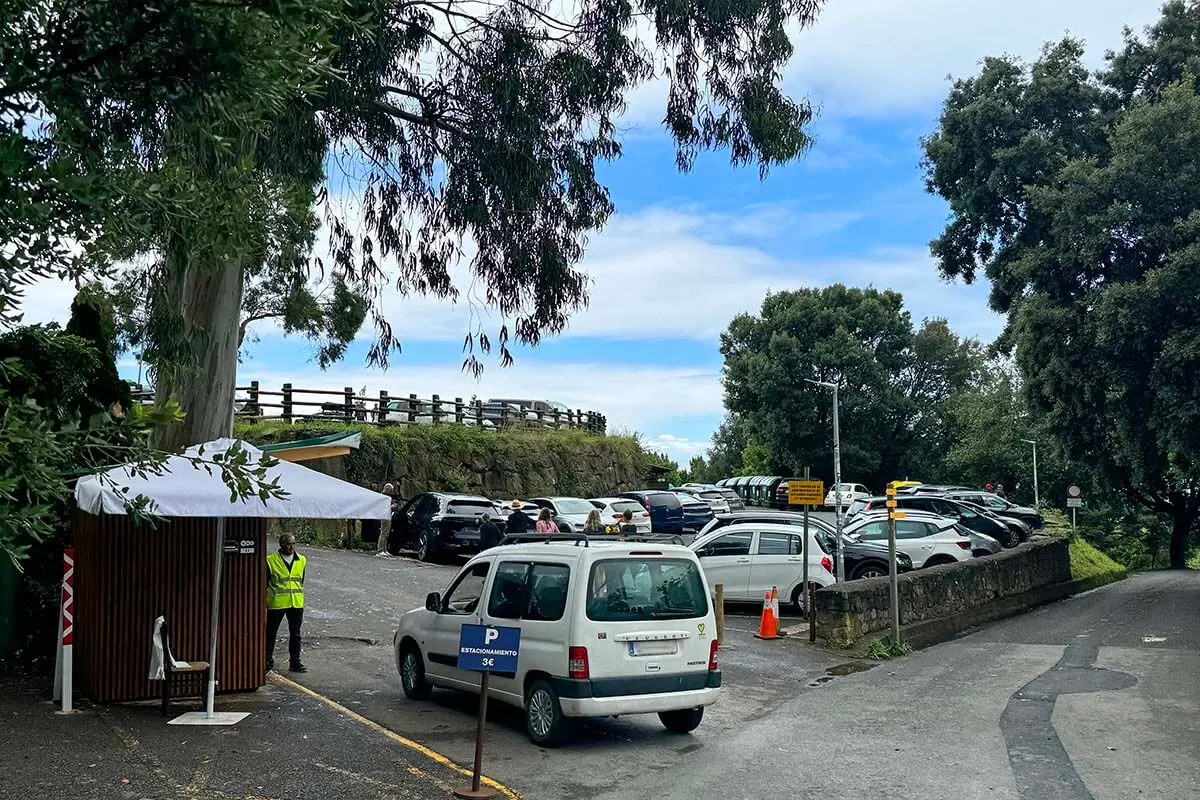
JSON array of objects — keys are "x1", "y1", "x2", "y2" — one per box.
[{"x1": 159, "y1": 619, "x2": 210, "y2": 717}]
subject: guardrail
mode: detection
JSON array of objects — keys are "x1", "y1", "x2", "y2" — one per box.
[{"x1": 129, "y1": 382, "x2": 607, "y2": 434}]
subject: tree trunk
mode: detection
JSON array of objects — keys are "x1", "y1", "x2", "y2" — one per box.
[
  {"x1": 152, "y1": 254, "x2": 246, "y2": 450},
  {"x1": 1168, "y1": 509, "x2": 1195, "y2": 570}
]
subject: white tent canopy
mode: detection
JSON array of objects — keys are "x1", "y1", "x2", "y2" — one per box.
[
  {"x1": 75, "y1": 437, "x2": 390, "y2": 520},
  {"x1": 73, "y1": 437, "x2": 389, "y2": 725}
]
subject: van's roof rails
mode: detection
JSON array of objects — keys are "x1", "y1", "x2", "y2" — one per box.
[{"x1": 498, "y1": 532, "x2": 590, "y2": 547}]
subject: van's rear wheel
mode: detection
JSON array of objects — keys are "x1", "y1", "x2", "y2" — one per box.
[
  {"x1": 526, "y1": 680, "x2": 568, "y2": 747},
  {"x1": 659, "y1": 707, "x2": 704, "y2": 734}
]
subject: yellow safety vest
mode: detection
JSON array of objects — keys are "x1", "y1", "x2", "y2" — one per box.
[{"x1": 266, "y1": 552, "x2": 306, "y2": 610}]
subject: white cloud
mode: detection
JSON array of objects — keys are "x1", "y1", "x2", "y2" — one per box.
[
  {"x1": 641, "y1": 433, "x2": 712, "y2": 462},
  {"x1": 787, "y1": 0, "x2": 1163, "y2": 118}
]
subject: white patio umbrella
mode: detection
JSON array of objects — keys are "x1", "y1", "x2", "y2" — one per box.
[{"x1": 75, "y1": 438, "x2": 390, "y2": 724}]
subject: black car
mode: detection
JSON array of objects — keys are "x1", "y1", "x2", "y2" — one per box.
[
  {"x1": 388, "y1": 493, "x2": 497, "y2": 561},
  {"x1": 853, "y1": 495, "x2": 1021, "y2": 548},
  {"x1": 697, "y1": 510, "x2": 914, "y2": 581},
  {"x1": 943, "y1": 491, "x2": 1044, "y2": 531}
]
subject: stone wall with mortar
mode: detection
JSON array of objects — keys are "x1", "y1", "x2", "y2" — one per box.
[{"x1": 814, "y1": 538, "x2": 1071, "y2": 649}]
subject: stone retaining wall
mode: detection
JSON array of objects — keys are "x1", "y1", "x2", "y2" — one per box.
[{"x1": 814, "y1": 538, "x2": 1072, "y2": 649}]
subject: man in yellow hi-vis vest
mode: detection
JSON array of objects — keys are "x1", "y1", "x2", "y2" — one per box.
[{"x1": 266, "y1": 533, "x2": 307, "y2": 673}]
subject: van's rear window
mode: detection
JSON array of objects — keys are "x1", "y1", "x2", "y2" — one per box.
[{"x1": 585, "y1": 559, "x2": 708, "y2": 621}]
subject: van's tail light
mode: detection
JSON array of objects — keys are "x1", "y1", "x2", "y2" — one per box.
[
  {"x1": 568, "y1": 646, "x2": 589, "y2": 679},
  {"x1": 821, "y1": 556, "x2": 833, "y2": 573},
  {"x1": 956, "y1": 540, "x2": 971, "y2": 550},
  {"x1": 708, "y1": 640, "x2": 719, "y2": 671}
]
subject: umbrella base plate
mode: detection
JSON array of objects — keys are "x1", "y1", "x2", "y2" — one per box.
[{"x1": 168, "y1": 711, "x2": 250, "y2": 726}]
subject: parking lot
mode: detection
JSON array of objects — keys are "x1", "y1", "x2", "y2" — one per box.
[{"x1": 292, "y1": 544, "x2": 855, "y2": 799}]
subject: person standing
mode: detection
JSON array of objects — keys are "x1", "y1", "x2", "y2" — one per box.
[
  {"x1": 506, "y1": 500, "x2": 533, "y2": 534},
  {"x1": 583, "y1": 509, "x2": 604, "y2": 534},
  {"x1": 535, "y1": 507, "x2": 558, "y2": 533},
  {"x1": 266, "y1": 533, "x2": 307, "y2": 673},
  {"x1": 478, "y1": 513, "x2": 503, "y2": 551},
  {"x1": 995, "y1": 483, "x2": 1008, "y2": 500}
]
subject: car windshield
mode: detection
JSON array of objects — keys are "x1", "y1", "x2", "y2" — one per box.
[
  {"x1": 553, "y1": 499, "x2": 595, "y2": 515},
  {"x1": 586, "y1": 558, "x2": 708, "y2": 621}
]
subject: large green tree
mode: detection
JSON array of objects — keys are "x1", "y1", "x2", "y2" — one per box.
[
  {"x1": 922, "y1": 1, "x2": 1200, "y2": 566},
  {"x1": 720, "y1": 285, "x2": 982, "y2": 488},
  {"x1": 13, "y1": 0, "x2": 825, "y2": 448}
]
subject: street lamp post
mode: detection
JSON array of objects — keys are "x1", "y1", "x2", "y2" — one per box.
[
  {"x1": 807, "y1": 379, "x2": 845, "y2": 582},
  {"x1": 1021, "y1": 439, "x2": 1039, "y2": 507}
]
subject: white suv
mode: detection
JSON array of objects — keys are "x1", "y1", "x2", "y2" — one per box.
[
  {"x1": 393, "y1": 540, "x2": 721, "y2": 747},
  {"x1": 844, "y1": 512, "x2": 974, "y2": 568},
  {"x1": 689, "y1": 522, "x2": 836, "y2": 611}
]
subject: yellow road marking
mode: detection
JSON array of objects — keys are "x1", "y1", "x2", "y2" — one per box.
[{"x1": 270, "y1": 673, "x2": 522, "y2": 800}]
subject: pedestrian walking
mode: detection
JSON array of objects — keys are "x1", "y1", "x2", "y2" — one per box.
[
  {"x1": 478, "y1": 513, "x2": 503, "y2": 551},
  {"x1": 266, "y1": 533, "x2": 307, "y2": 673},
  {"x1": 535, "y1": 507, "x2": 558, "y2": 533},
  {"x1": 583, "y1": 509, "x2": 604, "y2": 534},
  {"x1": 995, "y1": 483, "x2": 1008, "y2": 499},
  {"x1": 506, "y1": 500, "x2": 533, "y2": 534}
]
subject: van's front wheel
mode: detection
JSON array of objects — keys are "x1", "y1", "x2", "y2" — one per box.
[
  {"x1": 659, "y1": 707, "x2": 704, "y2": 734},
  {"x1": 526, "y1": 680, "x2": 568, "y2": 747}
]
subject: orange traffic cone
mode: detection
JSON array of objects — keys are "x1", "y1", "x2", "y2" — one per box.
[{"x1": 754, "y1": 586, "x2": 781, "y2": 639}]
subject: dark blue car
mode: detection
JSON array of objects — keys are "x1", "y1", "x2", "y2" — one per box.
[
  {"x1": 620, "y1": 490, "x2": 684, "y2": 534},
  {"x1": 671, "y1": 491, "x2": 715, "y2": 531}
]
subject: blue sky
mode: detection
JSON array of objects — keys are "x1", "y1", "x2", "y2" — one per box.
[{"x1": 20, "y1": 0, "x2": 1166, "y2": 464}]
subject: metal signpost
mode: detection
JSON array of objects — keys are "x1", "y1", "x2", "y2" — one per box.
[
  {"x1": 885, "y1": 484, "x2": 901, "y2": 645},
  {"x1": 455, "y1": 624, "x2": 521, "y2": 800},
  {"x1": 806, "y1": 379, "x2": 845, "y2": 581},
  {"x1": 1066, "y1": 484, "x2": 1083, "y2": 537},
  {"x1": 790, "y1": 469, "x2": 824, "y2": 642}
]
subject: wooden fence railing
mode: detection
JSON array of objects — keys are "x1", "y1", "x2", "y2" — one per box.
[{"x1": 130, "y1": 383, "x2": 607, "y2": 434}]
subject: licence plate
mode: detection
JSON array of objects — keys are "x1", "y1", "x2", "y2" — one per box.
[{"x1": 628, "y1": 640, "x2": 678, "y2": 657}]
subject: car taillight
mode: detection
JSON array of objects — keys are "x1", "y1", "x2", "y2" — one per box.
[
  {"x1": 568, "y1": 646, "x2": 589, "y2": 679},
  {"x1": 956, "y1": 540, "x2": 971, "y2": 550},
  {"x1": 708, "y1": 640, "x2": 719, "y2": 671},
  {"x1": 821, "y1": 556, "x2": 833, "y2": 572}
]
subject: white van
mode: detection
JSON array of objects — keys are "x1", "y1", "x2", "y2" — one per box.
[{"x1": 393, "y1": 539, "x2": 721, "y2": 746}]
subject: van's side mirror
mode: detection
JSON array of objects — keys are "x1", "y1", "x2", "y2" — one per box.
[{"x1": 425, "y1": 592, "x2": 441, "y2": 612}]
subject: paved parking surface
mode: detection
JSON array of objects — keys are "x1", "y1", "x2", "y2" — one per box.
[{"x1": 291, "y1": 546, "x2": 852, "y2": 799}]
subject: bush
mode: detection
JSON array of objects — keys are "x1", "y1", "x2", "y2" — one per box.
[
  {"x1": 234, "y1": 420, "x2": 652, "y2": 499},
  {"x1": 1069, "y1": 537, "x2": 1125, "y2": 582}
]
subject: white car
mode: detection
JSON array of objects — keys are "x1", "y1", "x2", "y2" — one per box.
[
  {"x1": 689, "y1": 523, "x2": 836, "y2": 611},
  {"x1": 529, "y1": 497, "x2": 602, "y2": 531},
  {"x1": 844, "y1": 512, "x2": 974, "y2": 568},
  {"x1": 677, "y1": 486, "x2": 731, "y2": 514},
  {"x1": 393, "y1": 541, "x2": 721, "y2": 746},
  {"x1": 588, "y1": 497, "x2": 652, "y2": 534},
  {"x1": 824, "y1": 482, "x2": 871, "y2": 509}
]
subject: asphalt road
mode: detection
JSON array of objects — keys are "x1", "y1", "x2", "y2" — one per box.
[
  {"x1": 293, "y1": 546, "x2": 850, "y2": 799},
  {"x1": 293, "y1": 546, "x2": 1199, "y2": 800}
]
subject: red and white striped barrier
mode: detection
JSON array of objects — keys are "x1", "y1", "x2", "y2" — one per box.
[{"x1": 54, "y1": 548, "x2": 75, "y2": 713}]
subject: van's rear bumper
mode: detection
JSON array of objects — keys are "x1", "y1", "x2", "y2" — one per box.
[{"x1": 552, "y1": 671, "x2": 721, "y2": 717}]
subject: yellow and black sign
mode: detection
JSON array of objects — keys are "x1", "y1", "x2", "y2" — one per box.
[
  {"x1": 889, "y1": 511, "x2": 906, "y2": 520},
  {"x1": 787, "y1": 479, "x2": 825, "y2": 506}
]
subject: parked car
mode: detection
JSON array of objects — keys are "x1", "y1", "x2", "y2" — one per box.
[
  {"x1": 844, "y1": 513, "x2": 975, "y2": 568},
  {"x1": 393, "y1": 540, "x2": 722, "y2": 746},
  {"x1": 588, "y1": 497, "x2": 652, "y2": 534},
  {"x1": 824, "y1": 482, "x2": 871, "y2": 509},
  {"x1": 716, "y1": 488, "x2": 745, "y2": 511},
  {"x1": 853, "y1": 509, "x2": 1002, "y2": 558},
  {"x1": 942, "y1": 491, "x2": 1044, "y2": 531},
  {"x1": 677, "y1": 485, "x2": 732, "y2": 514},
  {"x1": 903, "y1": 484, "x2": 972, "y2": 495},
  {"x1": 672, "y1": 492, "x2": 715, "y2": 532},
  {"x1": 697, "y1": 511, "x2": 914, "y2": 581},
  {"x1": 620, "y1": 490, "x2": 685, "y2": 534},
  {"x1": 850, "y1": 495, "x2": 1020, "y2": 548},
  {"x1": 485, "y1": 398, "x2": 572, "y2": 426},
  {"x1": 528, "y1": 497, "x2": 604, "y2": 532},
  {"x1": 689, "y1": 523, "x2": 836, "y2": 610},
  {"x1": 388, "y1": 493, "x2": 497, "y2": 561}
]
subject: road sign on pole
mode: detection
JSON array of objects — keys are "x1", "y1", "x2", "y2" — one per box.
[
  {"x1": 455, "y1": 625, "x2": 521, "y2": 799},
  {"x1": 1067, "y1": 484, "x2": 1083, "y2": 499},
  {"x1": 788, "y1": 479, "x2": 824, "y2": 506},
  {"x1": 1066, "y1": 498, "x2": 1083, "y2": 508},
  {"x1": 886, "y1": 483, "x2": 901, "y2": 646}
]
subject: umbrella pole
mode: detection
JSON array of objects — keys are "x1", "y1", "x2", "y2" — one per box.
[{"x1": 206, "y1": 518, "x2": 226, "y2": 719}]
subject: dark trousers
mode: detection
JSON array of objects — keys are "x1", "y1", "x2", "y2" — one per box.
[{"x1": 266, "y1": 607, "x2": 303, "y2": 667}]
